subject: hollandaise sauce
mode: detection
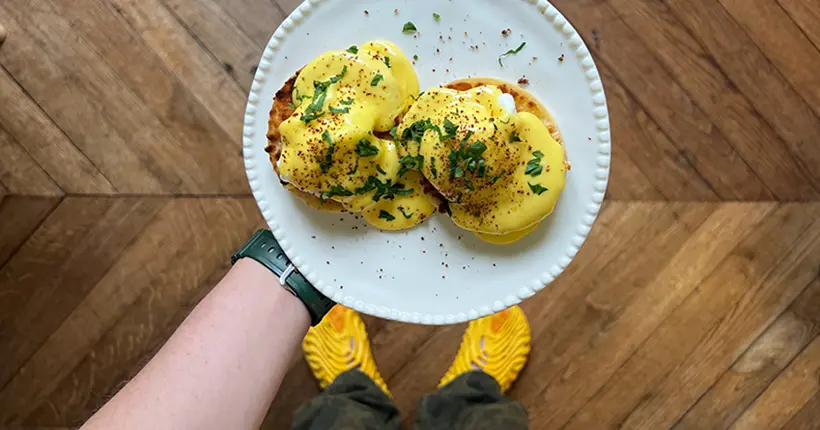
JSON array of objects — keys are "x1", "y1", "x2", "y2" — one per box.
[
  {"x1": 396, "y1": 85, "x2": 567, "y2": 239},
  {"x1": 277, "y1": 41, "x2": 436, "y2": 229}
]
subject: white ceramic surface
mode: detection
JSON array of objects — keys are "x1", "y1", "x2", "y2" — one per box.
[{"x1": 243, "y1": 0, "x2": 610, "y2": 325}]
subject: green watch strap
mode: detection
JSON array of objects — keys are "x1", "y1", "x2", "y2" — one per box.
[{"x1": 232, "y1": 229, "x2": 335, "y2": 326}]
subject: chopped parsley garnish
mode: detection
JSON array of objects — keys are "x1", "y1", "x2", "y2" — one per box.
[
  {"x1": 401, "y1": 118, "x2": 440, "y2": 143},
  {"x1": 383, "y1": 56, "x2": 392, "y2": 68},
  {"x1": 376, "y1": 164, "x2": 387, "y2": 175},
  {"x1": 398, "y1": 155, "x2": 424, "y2": 177},
  {"x1": 413, "y1": 54, "x2": 419, "y2": 61},
  {"x1": 300, "y1": 67, "x2": 347, "y2": 123},
  {"x1": 355, "y1": 139, "x2": 379, "y2": 157},
  {"x1": 329, "y1": 106, "x2": 350, "y2": 114},
  {"x1": 441, "y1": 118, "x2": 458, "y2": 140},
  {"x1": 490, "y1": 170, "x2": 507, "y2": 184},
  {"x1": 329, "y1": 66, "x2": 348, "y2": 83},
  {"x1": 430, "y1": 156, "x2": 438, "y2": 178},
  {"x1": 389, "y1": 126, "x2": 399, "y2": 140},
  {"x1": 355, "y1": 176, "x2": 414, "y2": 201},
  {"x1": 371, "y1": 73, "x2": 384, "y2": 86},
  {"x1": 433, "y1": 13, "x2": 441, "y2": 21},
  {"x1": 340, "y1": 98, "x2": 355, "y2": 105},
  {"x1": 402, "y1": 22, "x2": 417, "y2": 33},
  {"x1": 348, "y1": 163, "x2": 359, "y2": 175},
  {"x1": 288, "y1": 101, "x2": 296, "y2": 109},
  {"x1": 528, "y1": 182, "x2": 549, "y2": 195},
  {"x1": 398, "y1": 206, "x2": 414, "y2": 219},
  {"x1": 525, "y1": 150, "x2": 544, "y2": 176},
  {"x1": 448, "y1": 131, "x2": 488, "y2": 183},
  {"x1": 498, "y1": 42, "x2": 527, "y2": 66},
  {"x1": 347, "y1": 45, "x2": 359, "y2": 54},
  {"x1": 379, "y1": 210, "x2": 396, "y2": 221},
  {"x1": 320, "y1": 185, "x2": 353, "y2": 201},
  {"x1": 318, "y1": 130, "x2": 335, "y2": 173},
  {"x1": 510, "y1": 131, "x2": 522, "y2": 142}
]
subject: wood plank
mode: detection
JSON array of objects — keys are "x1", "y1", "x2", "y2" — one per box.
[
  {"x1": 523, "y1": 203, "x2": 773, "y2": 428},
  {"x1": 606, "y1": 146, "x2": 665, "y2": 201},
  {"x1": 0, "y1": 3, "x2": 170, "y2": 194},
  {"x1": 782, "y1": 392, "x2": 820, "y2": 430},
  {"x1": 674, "y1": 276, "x2": 820, "y2": 429},
  {"x1": 563, "y1": 204, "x2": 820, "y2": 429},
  {"x1": 0, "y1": 127, "x2": 62, "y2": 196},
  {"x1": 0, "y1": 68, "x2": 115, "y2": 194},
  {"x1": 600, "y1": 0, "x2": 820, "y2": 200},
  {"x1": 618, "y1": 207, "x2": 820, "y2": 428},
  {"x1": 105, "y1": 0, "x2": 248, "y2": 142},
  {"x1": 729, "y1": 335, "x2": 820, "y2": 429},
  {"x1": 660, "y1": 0, "x2": 820, "y2": 195},
  {"x1": 0, "y1": 197, "x2": 166, "y2": 393},
  {"x1": 602, "y1": 68, "x2": 718, "y2": 201},
  {"x1": 41, "y1": 0, "x2": 250, "y2": 195},
  {"x1": 779, "y1": 0, "x2": 820, "y2": 51},
  {"x1": 211, "y1": 0, "x2": 285, "y2": 49},
  {"x1": 18, "y1": 198, "x2": 263, "y2": 427},
  {"x1": 719, "y1": 0, "x2": 820, "y2": 120},
  {"x1": 0, "y1": 197, "x2": 61, "y2": 267},
  {"x1": 275, "y1": 0, "x2": 300, "y2": 14},
  {"x1": 550, "y1": 0, "x2": 773, "y2": 201},
  {"x1": 162, "y1": 0, "x2": 263, "y2": 91}
]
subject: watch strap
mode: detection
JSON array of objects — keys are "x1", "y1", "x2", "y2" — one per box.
[{"x1": 232, "y1": 229, "x2": 335, "y2": 326}]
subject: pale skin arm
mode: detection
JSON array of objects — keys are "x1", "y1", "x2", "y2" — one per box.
[{"x1": 82, "y1": 258, "x2": 311, "y2": 430}]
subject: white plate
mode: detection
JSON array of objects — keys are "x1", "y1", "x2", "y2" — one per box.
[{"x1": 243, "y1": 0, "x2": 610, "y2": 324}]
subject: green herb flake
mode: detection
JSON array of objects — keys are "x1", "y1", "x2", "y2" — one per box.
[
  {"x1": 510, "y1": 131, "x2": 522, "y2": 143},
  {"x1": 498, "y1": 41, "x2": 527, "y2": 67},
  {"x1": 340, "y1": 98, "x2": 355, "y2": 105},
  {"x1": 398, "y1": 206, "x2": 414, "y2": 219},
  {"x1": 376, "y1": 164, "x2": 387, "y2": 175},
  {"x1": 371, "y1": 73, "x2": 384, "y2": 86},
  {"x1": 402, "y1": 22, "x2": 417, "y2": 33},
  {"x1": 348, "y1": 163, "x2": 359, "y2": 175},
  {"x1": 300, "y1": 68, "x2": 346, "y2": 123},
  {"x1": 413, "y1": 54, "x2": 419, "y2": 61},
  {"x1": 329, "y1": 66, "x2": 348, "y2": 83},
  {"x1": 379, "y1": 210, "x2": 396, "y2": 222},
  {"x1": 389, "y1": 126, "x2": 399, "y2": 141},
  {"x1": 355, "y1": 176, "x2": 414, "y2": 201},
  {"x1": 383, "y1": 56, "x2": 392, "y2": 68},
  {"x1": 329, "y1": 106, "x2": 350, "y2": 114},
  {"x1": 398, "y1": 155, "x2": 424, "y2": 177},
  {"x1": 402, "y1": 118, "x2": 438, "y2": 143},
  {"x1": 433, "y1": 13, "x2": 441, "y2": 21},
  {"x1": 441, "y1": 118, "x2": 458, "y2": 140},
  {"x1": 318, "y1": 130, "x2": 335, "y2": 173},
  {"x1": 525, "y1": 150, "x2": 544, "y2": 177},
  {"x1": 528, "y1": 182, "x2": 549, "y2": 195},
  {"x1": 355, "y1": 139, "x2": 380, "y2": 157},
  {"x1": 430, "y1": 157, "x2": 438, "y2": 178},
  {"x1": 347, "y1": 45, "x2": 359, "y2": 54},
  {"x1": 320, "y1": 185, "x2": 353, "y2": 202}
]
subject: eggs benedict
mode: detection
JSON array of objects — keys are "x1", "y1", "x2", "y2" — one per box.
[
  {"x1": 266, "y1": 41, "x2": 438, "y2": 229},
  {"x1": 395, "y1": 78, "x2": 567, "y2": 244}
]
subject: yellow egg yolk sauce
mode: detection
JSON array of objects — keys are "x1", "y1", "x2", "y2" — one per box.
[
  {"x1": 277, "y1": 41, "x2": 420, "y2": 213},
  {"x1": 396, "y1": 85, "x2": 566, "y2": 235}
]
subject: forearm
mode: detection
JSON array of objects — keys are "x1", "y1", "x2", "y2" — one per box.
[{"x1": 83, "y1": 258, "x2": 310, "y2": 430}]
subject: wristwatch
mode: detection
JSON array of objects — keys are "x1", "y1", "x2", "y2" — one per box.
[{"x1": 232, "y1": 229, "x2": 335, "y2": 325}]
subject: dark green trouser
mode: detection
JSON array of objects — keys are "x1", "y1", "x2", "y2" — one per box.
[{"x1": 292, "y1": 369, "x2": 528, "y2": 430}]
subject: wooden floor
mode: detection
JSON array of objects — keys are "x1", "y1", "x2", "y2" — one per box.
[{"x1": 1, "y1": 0, "x2": 819, "y2": 428}]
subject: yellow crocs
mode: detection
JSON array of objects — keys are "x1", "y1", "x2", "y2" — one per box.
[
  {"x1": 439, "y1": 306, "x2": 531, "y2": 393},
  {"x1": 302, "y1": 305, "x2": 390, "y2": 395}
]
